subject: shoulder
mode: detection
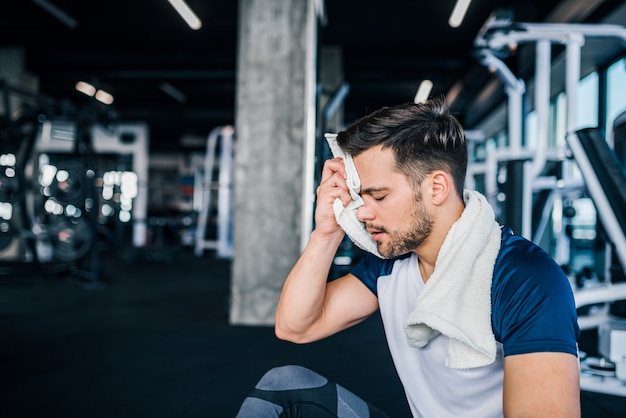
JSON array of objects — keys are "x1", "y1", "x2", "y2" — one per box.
[
  {"x1": 496, "y1": 226, "x2": 558, "y2": 266},
  {"x1": 493, "y1": 226, "x2": 568, "y2": 294},
  {"x1": 492, "y1": 226, "x2": 579, "y2": 356},
  {"x1": 351, "y1": 252, "x2": 412, "y2": 296}
]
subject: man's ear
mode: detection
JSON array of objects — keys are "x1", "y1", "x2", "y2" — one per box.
[{"x1": 429, "y1": 171, "x2": 451, "y2": 206}]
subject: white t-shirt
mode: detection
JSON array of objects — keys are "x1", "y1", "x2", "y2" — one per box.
[
  {"x1": 351, "y1": 227, "x2": 580, "y2": 417},
  {"x1": 377, "y1": 253, "x2": 504, "y2": 417}
]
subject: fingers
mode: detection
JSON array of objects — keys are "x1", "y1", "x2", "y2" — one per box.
[
  {"x1": 318, "y1": 158, "x2": 351, "y2": 206},
  {"x1": 314, "y1": 158, "x2": 352, "y2": 235},
  {"x1": 320, "y1": 157, "x2": 346, "y2": 182}
]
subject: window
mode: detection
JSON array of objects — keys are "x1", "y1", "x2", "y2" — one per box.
[
  {"x1": 576, "y1": 72, "x2": 599, "y2": 131},
  {"x1": 606, "y1": 57, "x2": 626, "y2": 137}
]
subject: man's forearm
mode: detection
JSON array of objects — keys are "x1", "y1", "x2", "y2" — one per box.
[{"x1": 274, "y1": 229, "x2": 344, "y2": 342}]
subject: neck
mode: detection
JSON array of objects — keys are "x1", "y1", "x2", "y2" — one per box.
[{"x1": 415, "y1": 195, "x2": 465, "y2": 283}]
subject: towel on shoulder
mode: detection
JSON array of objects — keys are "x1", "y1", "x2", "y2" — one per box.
[{"x1": 404, "y1": 190, "x2": 502, "y2": 369}]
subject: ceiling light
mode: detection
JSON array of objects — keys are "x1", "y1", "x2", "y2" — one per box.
[
  {"x1": 32, "y1": 0, "x2": 78, "y2": 29},
  {"x1": 75, "y1": 81, "x2": 96, "y2": 97},
  {"x1": 448, "y1": 0, "x2": 472, "y2": 28},
  {"x1": 414, "y1": 80, "x2": 433, "y2": 103},
  {"x1": 167, "y1": 0, "x2": 202, "y2": 30},
  {"x1": 95, "y1": 90, "x2": 114, "y2": 105},
  {"x1": 160, "y1": 82, "x2": 187, "y2": 103},
  {"x1": 76, "y1": 81, "x2": 114, "y2": 105}
]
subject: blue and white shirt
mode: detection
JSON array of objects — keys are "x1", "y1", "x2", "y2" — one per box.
[{"x1": 351, "y1": 226, "x2": 580, "y2": 417}]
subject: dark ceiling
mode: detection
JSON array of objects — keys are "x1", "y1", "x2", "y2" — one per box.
[{"x1": 1, "y1": 0, "x2": 624, "y2": 153}]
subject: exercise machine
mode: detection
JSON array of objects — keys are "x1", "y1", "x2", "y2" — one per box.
[
  {"x1": 472, "y1": 10, "x2": 626, "y2": 397},
  {"x1": 194, "y1": 125, "x2": 235, "y2": 259}
]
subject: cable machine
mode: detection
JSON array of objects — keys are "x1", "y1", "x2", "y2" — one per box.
[{"x1": 472, "y1": 10, "x2": 626, "y2": 396}]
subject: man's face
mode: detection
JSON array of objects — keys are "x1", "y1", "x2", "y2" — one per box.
[{"x1": 353, "y1": 145, "x2": 434, "y2": 258}]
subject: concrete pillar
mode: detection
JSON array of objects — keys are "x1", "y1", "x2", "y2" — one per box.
[
  {"x1": 0, "y1": 48, "x2": 39, "y2": 118},
  {"x1": 230, "y1": 0, "x2": 317, "y2": 325}
]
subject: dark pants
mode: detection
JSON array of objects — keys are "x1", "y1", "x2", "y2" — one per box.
[{"x1": 236, "y1": 365, "x2": 391, "y2": 417}]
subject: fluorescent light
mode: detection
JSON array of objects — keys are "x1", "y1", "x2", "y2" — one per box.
[
  {"x1": 168, "y1": 0, "x2": 202, "y2": 30},
  {"x1": 95, "y1": 90, "x2": 114, "y2": 105},
  {"x1": 32, "y1": 0, "x2": 78, "y2": 29},
  {"x1": 76, "y1": 81, "x2": 114, "y2": 105},
  {"x1": 160, "y1": 82, "x2": 187, "y2": 103},
  {"x1": 449, "y1": 0, "x2": 472, "y2": 28},
  {"x1": 414, "y1": 80, "x2": 433, "y2": 103},
  {"x1": 75, "y1": 81, "x2": 96, "y2": 97}
]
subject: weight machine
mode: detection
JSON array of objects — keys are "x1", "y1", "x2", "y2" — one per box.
[
  {"x1": 0, "y1": 80, "x2": 149, "y2": 283},
  {"x1": 0, "y1": 80, "x2": 54, "y2": 274},
  {"x1": 472, "y1": 10, "x2": 626, "y2": 396},
  {"x1": 36, "y1": 119, "x2": 149, "y2": 247}
]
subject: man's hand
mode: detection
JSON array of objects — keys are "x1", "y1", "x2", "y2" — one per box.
[{"x1": 314, "y1": 157, "x2": 352, "y2": 237}]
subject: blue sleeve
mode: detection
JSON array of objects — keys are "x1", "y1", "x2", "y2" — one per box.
[
  {"x1": 350, "y1": 253, "x2": 403, "y2": 296},
  {"x1": 492, "y1": 228, "x2": 580, "y2": 357}
]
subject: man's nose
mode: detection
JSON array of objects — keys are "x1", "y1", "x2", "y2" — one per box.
[{"x1": 356, "y1": 204, "x2": 373, "y2": 223}]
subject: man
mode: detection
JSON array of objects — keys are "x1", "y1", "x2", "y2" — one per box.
[{"x1": 237, "y1": 98, "x2": 580, "y2": 417}]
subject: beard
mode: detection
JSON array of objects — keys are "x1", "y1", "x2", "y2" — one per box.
[{"x1": 371, "y1": 194, "x2": 434, "y2": 258}]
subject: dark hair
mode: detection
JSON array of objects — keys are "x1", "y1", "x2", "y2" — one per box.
[{"x1": 336, "y1": 98, "x2": 467, "y2": 199}]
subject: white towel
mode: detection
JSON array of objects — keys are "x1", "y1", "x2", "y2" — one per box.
[
  {"x1": 404, "y1": 190, "x2": 501, "y2": 369},
  {"x1": 324, "y1": 133, "x2": 383, "y2": 258}
]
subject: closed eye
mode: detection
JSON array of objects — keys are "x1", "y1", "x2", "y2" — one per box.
[{"x1": 362, "y1": 187, "x2": 390, "y2": 202}]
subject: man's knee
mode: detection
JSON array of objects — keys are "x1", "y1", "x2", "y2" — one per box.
[{"x1": 255, "y1": 365, "x2": 328, "y2": 391}]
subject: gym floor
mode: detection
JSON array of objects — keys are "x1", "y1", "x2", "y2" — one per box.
[{"x1": 0, "y1": 249, "x2": 624, "y2": 417}]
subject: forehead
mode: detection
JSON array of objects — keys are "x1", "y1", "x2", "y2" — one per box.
[{"x1": 353, "y1": 145, "x2": 406, "y2": 187}]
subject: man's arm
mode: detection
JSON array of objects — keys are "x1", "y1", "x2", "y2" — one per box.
[
  {"x1": 503, "y1": 352, "x2": 580, "y2": 417},
  {"x1": 274, "y1": 158, "x2": 379, "y2": 344}
]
